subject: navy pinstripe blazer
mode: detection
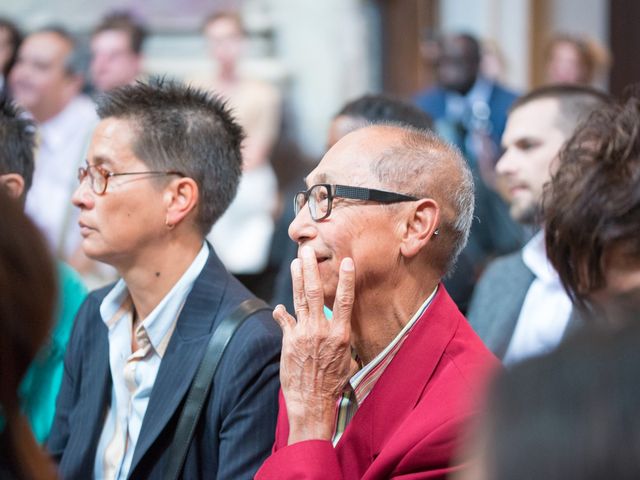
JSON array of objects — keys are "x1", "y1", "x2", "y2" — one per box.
[{"x1": 48, "y1": 248, "x2": 281, "y2": 479}]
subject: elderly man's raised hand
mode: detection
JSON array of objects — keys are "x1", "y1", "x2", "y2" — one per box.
[{"x1": 273, "y1": 246, "x2": 355, "y2": 444}]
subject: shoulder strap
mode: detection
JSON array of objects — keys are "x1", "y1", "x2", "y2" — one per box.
[{"x1": 163, "y1": 298, "x2": 271, "y2": 480}]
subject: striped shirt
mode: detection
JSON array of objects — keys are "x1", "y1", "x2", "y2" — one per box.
[{"x1": 332, "y1": 286, "x2": 438, "y2": 445}]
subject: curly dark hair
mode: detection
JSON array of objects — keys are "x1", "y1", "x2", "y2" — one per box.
[{"x1": 544, "y1": 92, "x2": 640, "y2": 307}]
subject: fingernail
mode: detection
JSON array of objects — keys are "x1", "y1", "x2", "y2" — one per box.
[{"x1": 341, "y1": 258, "x2": 354, "y2": 271}]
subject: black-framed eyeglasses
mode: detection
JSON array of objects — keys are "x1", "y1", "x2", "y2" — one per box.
[
  {"x1": 77, "y1": 164, "x2": 185, "y2": 195},
  {"x1": 294, "y1": 183, "x2": 419, "y2": 222}
]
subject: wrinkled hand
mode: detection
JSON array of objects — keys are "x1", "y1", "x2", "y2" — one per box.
[{"x1": 273, "y1": 246, "x2": 356, "y2": 444}]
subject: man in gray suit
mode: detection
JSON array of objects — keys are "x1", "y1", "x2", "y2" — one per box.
[{"x1": 467, "y1": 85, "x2": 610, "y2": 364}]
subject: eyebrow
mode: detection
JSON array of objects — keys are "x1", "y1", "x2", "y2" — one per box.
[
  {"x1": 304, "y1": 172, "x2": 333, "y2": 187},
  {"x1": 89, "y1": 154, "x2": 114, "y2": 169}
]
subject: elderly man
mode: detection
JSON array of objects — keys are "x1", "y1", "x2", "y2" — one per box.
[
  {"x1": 48, "y1": 79, "x2": 281, "y2": 479},
  {"x1": 256, "y1": 125, "x2": 497, "y2": 479},
  {"x1": 9, "y1": 27, "x2": 97, "y2": 270},
  {"x1": 544, "y1": 93, "x2": 640, "y2": 325},
  {"x1": 468, "y1": 85, "x2": 610, "y2": 363},
  {"x1": 90, "y1": 12, "x2": 146, "y2": 93}
]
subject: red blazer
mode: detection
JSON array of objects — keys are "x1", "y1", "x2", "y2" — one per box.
[{"x1": 256, "y1": 286, "x2": 498, "y2": 480}]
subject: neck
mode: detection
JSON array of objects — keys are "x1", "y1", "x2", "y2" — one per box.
[
  {"x1": 117, "y1": 233, "x2": 204, "y2": 320},
  {"x1": 33, "y1": 92, "x2": 76, "y2": 124},
  {"x1": 349, "y1": 271, "x2": 439, "y2": 365}
]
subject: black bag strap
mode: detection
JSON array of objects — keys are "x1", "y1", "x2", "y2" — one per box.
[{"x1": 163, "y1": 298, "x2": 271, "y2": 480}]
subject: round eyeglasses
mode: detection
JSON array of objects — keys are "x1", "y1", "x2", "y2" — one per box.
[
  {"x1": 294, "y1": 183, "x2": 419, "y2": 222},
  {"x1": 77, "y1": 164, "x2": 185, "y2": 195}
]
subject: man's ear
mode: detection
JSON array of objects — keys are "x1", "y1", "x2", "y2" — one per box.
[
  {"x1": 163, "y1": 177, "x2": 199, "y2": 228},
  {"x1": 0, "y1": 173, "x2": 25, "y2": 200},
  {"x1": 399, "y1": 198, "x2": 440, "y2": 258}
]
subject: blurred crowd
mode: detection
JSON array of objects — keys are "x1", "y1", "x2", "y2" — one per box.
[{"x1": 1, "y1": 7, "x2": 640, "y2": 480}]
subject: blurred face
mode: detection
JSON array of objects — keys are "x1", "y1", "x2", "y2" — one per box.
[
  {"x1": 435, "y1": 37, "x2": 479, "y2": 95},
  {"x1": 9, "y1": 32, "x2": 79, "y2": 122},
  {"x1": 90, "y1": 30, "x2": 141, "y2": 92},
  {"x1": 204, "y1": 17, "x2": 244, "y2": 67},
  {"x1": 288, "y1": 128, "x2": 404, "y2": 306},
  {"x1": 546, "y1": 42, "x2": 587, "y2": 85},
  {"x1": 71, "y1": 117, "x2": 169, "y2": 267},
  {"x1": 496, "y1": 98, "x2": 567, "y2": 224}
]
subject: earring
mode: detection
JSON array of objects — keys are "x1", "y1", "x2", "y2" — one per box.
[{"x1": 433, "y1": 228, "x2": 439, "y2": 236}]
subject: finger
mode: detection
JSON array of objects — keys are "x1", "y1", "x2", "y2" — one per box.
[
  {"x1": 332, "y1": 257, "x2": 355, "y2": 331},
  {"x1": 272, "y1": 304, "x2": 296, "y2": 333},
  {"x1": 300, "y1": 246, "x2": 325, "y2": 317},
  {"x1": 291, "y1": 258, "x2": 308, "y2": 322}
]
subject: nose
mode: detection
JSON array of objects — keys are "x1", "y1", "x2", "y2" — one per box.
[
  {"x1": 71, "y1": 177, "x2": 95, "y2": 210},
  {"x1": 495, "y1": 149, "x2": 515, "y2": 177},
  {"x1": 288, "y1": 201, "x2": 317, "y2": 244}
]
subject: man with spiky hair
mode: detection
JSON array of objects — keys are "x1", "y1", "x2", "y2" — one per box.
[{"x1": 48, "y1": 78, "x2": 281, "y2": 479}]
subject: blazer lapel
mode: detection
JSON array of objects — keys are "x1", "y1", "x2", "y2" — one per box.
[
  {"x1": 487, "y1": 258, "x2": 534, "y2": 359},
  {"x1": 336, "y1": 287, "x2": 459, "y2": 474},
  {"x1": 128, "y1": 248, "x2": 228, "y2": 474}
]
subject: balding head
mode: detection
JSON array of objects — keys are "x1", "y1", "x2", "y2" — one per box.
[
  {"x1": 367, "y1": 125, "x2": 474, "y2": 273},
  {"x1": 314, "y1": 124, "x2": 473, "y2": 275}
]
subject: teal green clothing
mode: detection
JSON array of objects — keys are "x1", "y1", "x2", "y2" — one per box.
[{"x1": 18, "y1": 262, "x2": 87, "y2": 444}]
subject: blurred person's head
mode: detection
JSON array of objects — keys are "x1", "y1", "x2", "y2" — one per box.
[
  {"x1": 9, "y1": 26, "x2": 86, "y2": 123},
  {"x1": 71, "y1": 77, "x2": 244, "y2": 269},
  {"x1": 0, "y1": 96, "x2": 35, "y2": 202},
  {"x1": 0, "y1": 188, "x2": 57, "y2": 480},
  {"x1": 0, "y1": 18, "x2": 22, "y2": 79},
  {"x1": 203, "y1": 12, "x2": 245, "y2": 73},
  {"x1": 458, "y1": 323, "x2": 640, "y2": 480},
  {"x1": 545, "y1": 34, "x2": 610, "y2": 86},
  {"x1": 327, "y1": 93, "x2": 434, "y2": 149},
  {"x1": 434, "y1": 33, "x2": 481, "y2": 95},
  {"x1": 544, "y1": 92, "x2": 640, "y2": 321},
  {"x1": 90, "y1": 12, "x2": 146, "y2": 93},
  {"x1": 496, "y1": 84, "x2": 610, "y2": 225}
]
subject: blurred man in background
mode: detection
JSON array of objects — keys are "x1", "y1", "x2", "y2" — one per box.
[
  {"x1": 90, "y1": 12, "x2": 147, "y2": 93},
  {"x1": 416, "y1": 32, "x2": 524, "y2": 278},
  {"x1": 9, "y1": 26, "x2": 98, "y2": 276},
  {"x1": 468, "y1": 85, "x2": 610, "y2": 364}
]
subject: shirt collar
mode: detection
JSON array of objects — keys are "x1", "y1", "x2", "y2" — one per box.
[
  {"x1": 349, "y1": 285, "x2": 439, "y2": 392},
  {"x1": 100, "y1": 242, "x2": 210, "y2": 357},
  {"x1": 522, "y1": 230, "x2": 561, "y2": 284}
]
